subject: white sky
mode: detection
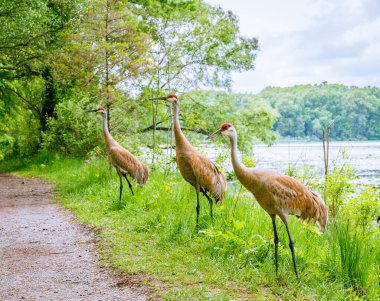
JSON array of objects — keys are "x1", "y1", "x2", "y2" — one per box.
[{"x1": 206, "y1": 0, "x2": 380, "y2": 93}]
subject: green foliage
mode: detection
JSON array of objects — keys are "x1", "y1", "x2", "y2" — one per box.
[
  {"x1": 10, "y1": 110, "x2": 42, "y2": 157},
  {"x1": 133, "y1": 0, "x2": 258, "y2": 91},
  {"x1": 285, "y1": 163, "x2": 318, "y2": 187},
  {"x1": 0, "y1": 0, "x2": 83, "y2": 156},
  {"x1": 0, "y1": 81, "x2": 42, "y2": 158},
  {"x1": 326, "y1": 220, "x2": 373, "y2": 296},
  {"x1": 0, "y1": 134, "x2": 14, "y2": 160},
  {"x1": 1, "y1": 0, "x2": 260, "y2": 159},
  {"x1": 54, "y1": 0, "x2": 151, "y2": 102},
  {"x1": 183, "y1": 85, "x2": 379, "y2": 141},
  {"x1": 177, "y1": 91, "x2": 278, "y2": 153},
  {"x1": 41, "y1": 96, "x2": 100, "y2": 156},
  {"x1": 341, "y1": 186, "x2": 380, "y2": 230},
  {"x1": 0, "y1": 0, "x2": 50, "y2": 79},
  {"x1": 0, "y1": 81, "x2": 15, "y2": 159},
  {"x1": 324, "y1": 150, "x2": 358, "y2": 218}
]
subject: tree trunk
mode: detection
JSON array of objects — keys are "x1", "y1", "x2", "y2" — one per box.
[
  {"x1": 151, "y1": 98, "x2": 158, "y2": 164},
  {"x1": 40, "y1": 67, "x2": 55, "y2": 131},
  {"x1": 322, "y1": 120, "x2": 334, "y2": 213}
]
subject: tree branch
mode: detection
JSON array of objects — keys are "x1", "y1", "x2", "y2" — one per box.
[
  {"x1": 0, "y1": 28, "x2": 60, "y2": 49},
  {"x1": 160, "y1": 59, "x2": 204, "y2": 89},
  {"x1": 140, "y1": 125, "x2": 208, "y2": 135},
  {"x1": 2, "y1": 84, "x2": 41, "y2": 118}
]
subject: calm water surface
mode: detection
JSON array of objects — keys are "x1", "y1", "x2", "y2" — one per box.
[
  {"x1": 204, "y1": 141, "x2": 380, "y2": 186},
  {"x1": 253, "y1": 141, "x2": 380, "y2": 185}
]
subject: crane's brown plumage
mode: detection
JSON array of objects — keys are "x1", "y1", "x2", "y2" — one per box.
[
  {"x1": 89, "y1": 107, "x2": 148, "y2": 206},
  {"x1": 176, "y1": 142, "x2": 225, "y2": 204},
  {"x1": 150, "y1": 94, "x2": 226, "y2": 227},
  {"x1": 207, "y1": 123, "x2": 328, "y2": 277},
  {"x1": 105, "y1": 133, "x2": 148, "y2": 186}
]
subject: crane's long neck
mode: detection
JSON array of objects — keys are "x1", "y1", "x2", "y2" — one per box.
[
  {"x1": 172, "y1": 103, "x2": 192, "y2": 150},
  {"x1": 229, "y1": 132, "x2": 253, "y2": 187},
  {"x1": 102, "y1": 112, "x2": 117, "y2": 147}
]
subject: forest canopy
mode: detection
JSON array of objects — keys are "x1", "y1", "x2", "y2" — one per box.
[
  {"x1": 0, "y1": 0, "x2": 260, "y2": 159},
  {"x1": 1, "y1": 1, "x2": 379, "y2": 161}
]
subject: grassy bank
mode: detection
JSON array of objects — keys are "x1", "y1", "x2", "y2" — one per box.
[{"x1": 1, "y1": 153, "x2": 379, "y2": 300}]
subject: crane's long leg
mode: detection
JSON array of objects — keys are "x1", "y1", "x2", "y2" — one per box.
[
  {"x1": 270, "y1": 214, "x2": 279, "y2": 274},
  {"x1": 201, "y1": 189, "x2": 214, "y2": 225},
  {"x1": 196, "y1": 190, "x2": 200, "y2": 229},
  {"x1": 209, "y1": 199, "x2": 214, "y2": 226},
  {"x1": 118, "y1": 174, "x2": 123, "y2": 208},
  {"x1": 123, "y1": 175, "x2": 134, "y2": 195},
  {"x1": 284, "y1": 222, "x2": 298, "y2": 277}
]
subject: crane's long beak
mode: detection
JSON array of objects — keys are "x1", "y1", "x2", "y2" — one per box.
[
  {"x1": 87, "y1": 109, "x2": 98, "y2": 113},
  {"x1": 149, "y1": 96, "x2": 167, "y2": 101},
  {"x1": 206, "y1": 128, "x2": 223, "y2": 140}
]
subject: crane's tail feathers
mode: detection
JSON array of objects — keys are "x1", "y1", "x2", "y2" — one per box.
[
  {"x1": 297, "y1": 191, "x2": 328, "y2": 233},
  {"x1": 200, "y1": 187, "x2": 222, "y2": 204},
  {"x1": 211, "y1": 173, "x2": 227, "y2": 204},
  {"x1": 200, "y1": 178, "x2": 225, "y2": 204},
  {"x1": 310, "y1": 192, "x2": 328, "y2": 233},
  {"x1": 136, "y1": 163, "x2": 149, "y2": 186}
]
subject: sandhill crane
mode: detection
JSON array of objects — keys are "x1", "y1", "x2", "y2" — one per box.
[
  {"x1": 149, "y1": 94, "x2": 226, "y2": 228},
  {"x1": 88, "y1": 107, "x2": 149, "y2": 207},
  {"x1": 207, "y1": 123, "x2": 328, "y2": 277}
]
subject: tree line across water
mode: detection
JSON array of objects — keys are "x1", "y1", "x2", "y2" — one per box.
[{"x1": 198, "y1": 83, "x2": 380, "y2": 142}]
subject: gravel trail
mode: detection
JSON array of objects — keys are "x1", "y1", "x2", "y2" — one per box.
[{"x1": 0, "y1": 174, "x2": 150, "y2": 301}]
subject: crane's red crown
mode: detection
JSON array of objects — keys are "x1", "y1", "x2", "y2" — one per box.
[
  {"x1": 221, "y1": 123, "x2": 233, "y2": 130},
  {"x1": 167, "y1": 94, "x2": 178, "y2": 99},
  {"x1": 97, "y1": 107, "x2": 106, "y2": 111}
]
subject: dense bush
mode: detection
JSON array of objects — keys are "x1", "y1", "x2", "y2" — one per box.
[{"x1": 41, "y1": 96, "x2": 101, "y2": 156}]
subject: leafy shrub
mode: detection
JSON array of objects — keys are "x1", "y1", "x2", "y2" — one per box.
[
  {"x1": 325, "y1": 150, "x2": 358, "y2": 218},
  {"x1": 341, "y1": 186, "x2": 380, "y2": 231},
  {"x1": 0, "y1": 134, "x2": 14, "y2": 160},
  {"x1": 7, "y1": 110, "x2": 41, "y2": 158},
  {"x1": 42, "y1": 96, "x2": 100, "y2": 156}
]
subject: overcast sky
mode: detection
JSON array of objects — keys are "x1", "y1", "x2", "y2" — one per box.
[{"x1": 206, "y1": 0, "x2": 380, "y2": 93}]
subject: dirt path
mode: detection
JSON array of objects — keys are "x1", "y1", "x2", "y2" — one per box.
[{"x1": 0, "y1": 174, "x2": 150, "y2": 301}]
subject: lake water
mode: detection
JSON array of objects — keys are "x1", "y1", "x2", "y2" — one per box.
[{"x1": 206, "y1": 141, "x2": 380, "y2": 186}]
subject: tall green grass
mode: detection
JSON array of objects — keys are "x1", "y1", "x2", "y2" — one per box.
[
  {"x1": 327, "y1": 220, "x2": 375, "y2": 297},
  {"x1": 1, "y1": 153, "x2": 379, "y2": 300}
]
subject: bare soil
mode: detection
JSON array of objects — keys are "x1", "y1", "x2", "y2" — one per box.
[{"x1": 0, "y1": 174, "x2": 152, "y2": 301}]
